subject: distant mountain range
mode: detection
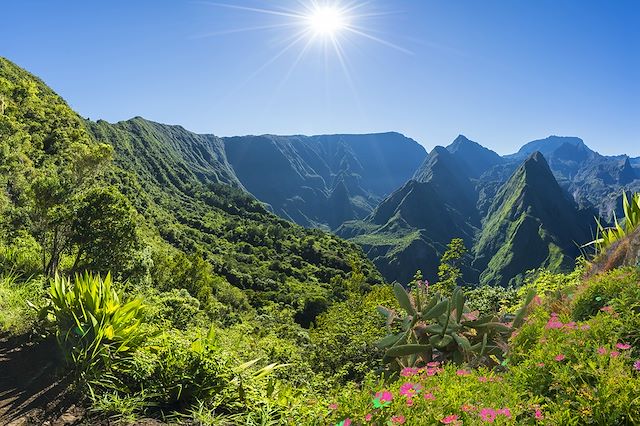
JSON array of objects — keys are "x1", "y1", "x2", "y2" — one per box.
[
  {"x1": 86, "y1": 118, "x2": 638, "y2": 287},
  {"x1": 3, "y1": 56, "x2": 637, "y2": 290},
  {"x1": 338, "y1": 135, "x2": 638, "y2": 285}
]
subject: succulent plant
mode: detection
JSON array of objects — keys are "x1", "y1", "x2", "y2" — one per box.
[{"x1": 375, "y1": 281, "x2": 535, "y2": 369}]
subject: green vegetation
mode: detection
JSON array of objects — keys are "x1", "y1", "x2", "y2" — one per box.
[
  {"x1": 2, "y1": 56, "x2": 640, "y2": 425},
  {"x1": 590, "y1": 192, "x2": 640, "y2": 253}
]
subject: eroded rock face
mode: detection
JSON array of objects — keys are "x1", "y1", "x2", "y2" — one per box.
[{"x1": 588, "y1": 227, "x2": 640, "y2": 276}]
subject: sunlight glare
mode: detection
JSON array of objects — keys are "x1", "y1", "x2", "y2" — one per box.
[{"x1": 306, "y1": 6, "x2": 348, "y2": 37}]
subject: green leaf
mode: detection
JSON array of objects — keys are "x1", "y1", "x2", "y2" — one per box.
[
  {"x1": 423, "y1": 299, "x2": 448, "y2": 320},
  {"x1": 385, "y1": 344, "x2": 431, "y2": 357},
  {"x1": 393, "y1": 283, "x2": 416, "y2": 316}
]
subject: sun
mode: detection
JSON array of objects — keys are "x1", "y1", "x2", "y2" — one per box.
[{"x1": 306, "y1": 6, "x2": 349, "y2": 37}]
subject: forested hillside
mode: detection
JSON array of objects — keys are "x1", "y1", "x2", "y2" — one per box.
[{"x1": 0, "y1": 57, "x2": 381, "y2": 327}]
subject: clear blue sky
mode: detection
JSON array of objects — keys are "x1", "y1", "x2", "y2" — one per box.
[{"x1": 2, "y1": 0, "x2": 638, "y2": 155}]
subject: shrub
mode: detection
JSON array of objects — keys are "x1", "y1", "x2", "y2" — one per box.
[{"x1": 37, "y1": 272, "x2": 148, "y2": 380}]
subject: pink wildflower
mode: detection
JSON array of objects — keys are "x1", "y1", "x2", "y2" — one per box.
[
  {"x1": 329, "y1": 403, "x2": 338, "y2": 410},
  {"x1": 597, "y1": 347, "x2": 608, "y2": 355},
  {"x1": 461, "y1": 404, "x2": 475, "y2": 412},
  {"x1": 633, "y1": 360, "x2": 640, "y2": 371},
  {"x1": 406, "y1": 398, "x2": 414, "y2": 407},
  {"x1": 534, "y1": 409, "x2": 544, "y2": 420},
  {"x1": 399, "y1": 382, "x2": 422, "y2": 397},
  {"x1": 564, "y1": 321, "x2": 577, "y2": 330},
  {"x1": 426, "y1": 361, "x2": 441, "y2": 367},
  {"x1": 456, "y1": 369, "x2": 471, "y2": 376},
  {"x1": 441, "y1": 414, "x2": 459, "y2": 424},
  {"x1": 555, "y1": 354, "x2": 566, "y2": 362},
  {"x1": 536, "y1": 362, "x2": 545, "y2": 367},
  {"x1": 581, "y1": 324, "x2": 591, "y2": 330},
  {"x1": 424, "y1": 367, "x2": 442, "y2": 376},
  {"x1": 610, "y1": 351, "x2": 620, "y2": 358},
  {"x1": 401, "y1": 367, "x2": 419, "y2": 377},
  {"x1": 546, "y1": 313, "x2": 564, "y2": 329},
  {"x1": 480, "y1": 408, "x2": 497, "y2": 423},
  {"x1": 364, "y1": 413, "x2": 373, "y2": 422},
  {"x1": 423, "y1": 392, "x2": 436, "y2": 401},
  {"x1": 374, "y1": 390, "x2": 393, "y2": 403},
  {"x1": 498, "y1": 408, "x2": 512, "y2": 418},
  {"x1": 616, "y1": 343, "x2": 632, "y2": 350},
  {"x1": 478, "y1": 376, "x2": 488, "y2": 382},
  {"x1": 391, "y1": 415, "x2": 406, "y2": 424}
]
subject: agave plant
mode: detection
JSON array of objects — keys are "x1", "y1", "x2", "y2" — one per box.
[
  {"x1": 33, "y1": 272, "x2": 148, "y2": 379},
  {"x1": 587, "y1": 192, "x2": 640, "y2": 254},
  {"x1": 376, "y1": 281, "x2": 534, "y2": 370}
]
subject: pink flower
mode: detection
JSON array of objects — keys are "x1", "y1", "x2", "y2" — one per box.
[
  {"x1": 633, "y1": 360, "x2": 640, "y2": 371},
  {"x1": 424, "y1": 392, "x2": 436, "y2": 401},
  {"x1": 480, "y1": 408, "x2": 497, "y2": 423},
  {"x1": 498, "y1": 408, "x2": 512, "y2": 418},
  {"x1": 478, "y1": 376, "x2": 488, "y2": 382},
  {"x1": 426, "y1": 361, "x2": 440, "y2": 367},
  {"x1": 391, "y1": 415, "x2": 406, "y2": 424},
  {"x1": 441, "y1": 414, "x2": 459, "y2": 424},
  {"x1": 535, "y1": 409, "x2": 544, "y2": 420},
  {"x1": 616, "y1": 343, "x2": 632, "y2": 350},
  {"x1": 597, "y1": 347, "x2": 608, "y2": 355},
  {"x1": 400, "y1": 382, "x2": 422, "y2": 397},
  {"x1": 401, "y1": 367, "x2": 419, "y2": 377},
  {"x1": 555, "y1": 354, "x2": 566, "y2": 361},
  {"x1": 610, "y1": 351, "x2": 620, "y2": 358},
  {"x1": 545, "y1": 315, "x2": 564, "y2": 329},
  {"x1": 536, "y1": 362, "x2": 545, "y2": 367},
  {"x1": 564, "y1": 321, "x2": 577, "y2": 330},
  {"x1": 581, "y1": 324, "x2": 591, "y2": 330},
  {"x1": 461, "y1": 404, "x2": 475, "y2": 412},
  {"x1": 364, "y1": 413, "x2": 373, "y2": 422},
  {"x1": 374, "y1": 390, "x2": 393, "y2": 403},
  {"x1": 456, "y1": 369, "x2": 471, "y2": 376},
  {"x1": 329, "y1": 403, "x2": 338, "y2": 410},
  {"x1": 424, "y1": 367, "x2": 442, "y2": 376},
  {"x1": 406, "y1": 398, "x2": 414, "y2": 407}
]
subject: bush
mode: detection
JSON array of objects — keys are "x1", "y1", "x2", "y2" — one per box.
[{"x1": 38, "y1": 272, "x2": 148, "y2": 380}]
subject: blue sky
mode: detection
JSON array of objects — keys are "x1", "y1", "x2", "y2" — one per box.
[{"x1": 2, "y1": 0, "x2": 638, "y2": 155}]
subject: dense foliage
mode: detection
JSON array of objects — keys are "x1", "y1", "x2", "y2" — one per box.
[{"x1": 2, "y1": 56, "x2": 640, "y2": 425}]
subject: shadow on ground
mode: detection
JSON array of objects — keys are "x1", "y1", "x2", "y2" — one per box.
[{"x1": 0, "y1": 333, "x2": 82, "y2": 425}]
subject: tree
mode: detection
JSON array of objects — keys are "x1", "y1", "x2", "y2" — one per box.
[
  {"x1": 70, "y1": 186, "x2": 138, "y2": 275},
  {"x1": 435, "y1": 238, "x2": 467, "y2": 294},
  {"x1": 30, "y1": 143, "x2": 113, "y2": 276}
]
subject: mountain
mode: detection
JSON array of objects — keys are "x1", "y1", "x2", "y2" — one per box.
[
  {"x1": 0, "y1": 57, "x2": 382, "y2": 326},
  {"x1": 445, "y1": 135, "x2": 504, "y2": 178},
  {"x1": 473, "y1": 152, "x2": 593, "y2": 287},
  {"x1": 508, "y1": 136, "x2": 590, "y2": 160},
  {"x1": 222, "y1": 133, "x2": 427, "y2": 229},
  {"x1": 338, "y1": 141, "x2": 486, "y2": 284}
]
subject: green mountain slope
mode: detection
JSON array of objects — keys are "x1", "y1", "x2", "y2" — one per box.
[
  {"x1": 223, "y1": 133, "x2": 427, "y2": 229},
  {"x1": 338, "y1": 143, "x2": 482, "y2": 284},
  {"x1": 0, "y1": 57, "x2": 382, "y2": 325},
  {"x1": 473, "y1": 152, "x2": 592, "y2": 287}
]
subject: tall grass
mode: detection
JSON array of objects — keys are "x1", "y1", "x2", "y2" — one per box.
[{"x1": 0, "y1": 272, "x2": 44, "y2": 333}]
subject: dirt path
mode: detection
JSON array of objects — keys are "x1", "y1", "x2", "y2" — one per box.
[{"x1": 0, "y1": 334, "x2": 84, "y2": 425}]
